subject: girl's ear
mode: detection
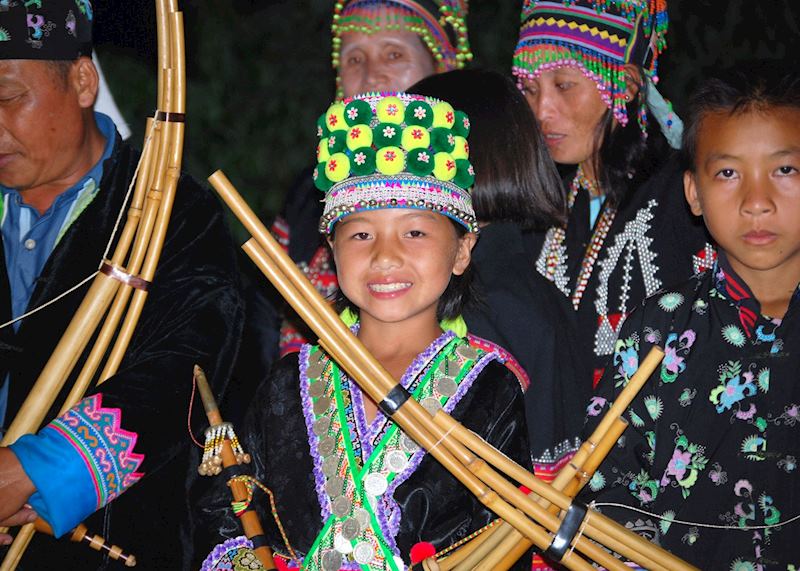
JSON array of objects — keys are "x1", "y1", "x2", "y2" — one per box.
[
  {"x1": 452, "y1": 232, "x2": 477, "y2": 276},
  {"x1": 683, "y1": 170, "x2": 703, "y2": 216}
]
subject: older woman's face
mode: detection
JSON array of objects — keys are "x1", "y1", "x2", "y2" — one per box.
[
  {"x1": 339, "y1": 28, "x2": 436, "y2": 99},
  {"x1": 520, "y1": 67, "x2": 609, "y2": 166}
]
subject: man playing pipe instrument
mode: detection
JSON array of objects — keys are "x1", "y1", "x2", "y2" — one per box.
[{"x1": 0, "y1": 1, "x2": 243, "y2": 568}]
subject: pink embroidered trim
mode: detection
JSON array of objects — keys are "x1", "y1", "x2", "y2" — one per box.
[
  {"x1": 51, "y1": 393, "x2": 145, "y2": 509},
  {"x1": 467, "y1": 333, "x2": 531, "y2": 391}
]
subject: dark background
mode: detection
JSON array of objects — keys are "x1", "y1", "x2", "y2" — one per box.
[{"x1": 94, "y1": 0, "x2": 800, "y2": 226}]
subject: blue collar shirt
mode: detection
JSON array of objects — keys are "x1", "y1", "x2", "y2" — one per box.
[{"x1": 0, "y1": 112, "x2": 117, "y2": 428}]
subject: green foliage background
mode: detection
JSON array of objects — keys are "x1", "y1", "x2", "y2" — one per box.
[{"x1": 97, "y1": 0, "x2": 799, "y2": 233}]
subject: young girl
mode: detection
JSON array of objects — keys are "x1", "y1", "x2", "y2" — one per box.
[{"x1": 200, "y1": 93, "x2": 531, "y2": 571}]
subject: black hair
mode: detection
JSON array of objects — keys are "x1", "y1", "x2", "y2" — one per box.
[
  {"x1": 681, "y1": 62, "x2": 800, "y2": 172},
  {"x1": 46, "y1": 60, "x2": 74, "y2": 87},
  {"x1": 409, "y1": 69, "x2": 566, "y2": 230},
  {"x1": 590, "y1": 68, "x2": 671, "y2": 208},
  {"x1": 330, "y1": 218, "x2": 475, "y2": 322}
]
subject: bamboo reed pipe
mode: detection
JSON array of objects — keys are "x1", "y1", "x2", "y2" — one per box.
[
  {"x1": 430, "y1": 423, "x2": 629, "y2": 571},
  {"x1": 99, "y1": 13, "x2": 185, "y2": 384},
  {"x1": 231, "y1": 196, "x2": 599, "y2": 570},
  {"x1": 433, "y1": 411, "x2": 690, "y2": 571},
  {"x1": 561, "y1": 417, "x2": 628, "y2": 500},
  {"x1": 484, "y1": 359, "x2": 656, "y2": 570},
  {"x1": 478, "y1": 418, "x2": 630, "y2": 571},
  {"x1": 451, "y1": 522, "x2": 513, "y2": 571},
  {"x1": 108, "y1": 119, "x2": 159, "y2": 268},
  {"x1": 450, "y1": 347, "x2": 663, "y2": 571},
  {"x1": 481, "y1": 526, "x2": 529, "y2": 571},
  {"x1": 61, "y1": 153, "x2": 165, "y2": 408},
  {"x1": 475, "y1": 416, "x2": 625, "y2": 571},
  {"x1": 242, "y1": 233, "x2": 597, "y2": 571}
]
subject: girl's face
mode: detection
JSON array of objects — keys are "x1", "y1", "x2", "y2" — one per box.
[
  {"x1": 520, "y1": 66, "x2": 609, "y2": 166},
  {"x1": 329, "y1": 209, "x2": 475, "y2": 330}
]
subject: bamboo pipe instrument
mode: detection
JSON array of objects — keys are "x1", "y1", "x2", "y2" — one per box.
[
  {"x1": 0, "y1": 1, "x2": 186, "y2": 568},
  {"x1": 193, "y1": 365, "x2": 277, "y2": 570},
  {"x1": 470, "y1": 347, "x2": 663, "y2": 571},
  {"x1": 237, "y1": 221, "x2": 662, "y2": 571},
  {"x1": 208, "y1": 172, "x2": 697, "y2": 571},
  {"x1": 474, "y1": 418, "x2": 629, "y2": 571},
  {"x1": 211, "y1": 173, "x2": 595, "y2": 571}
]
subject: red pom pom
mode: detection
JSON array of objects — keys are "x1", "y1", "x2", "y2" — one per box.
[
  {"x1": 519, "y1": 484, "x2": 531, "y2": 495},
  {"x1": 410, "y1": 541, "x2": 436, "y2": 564}
]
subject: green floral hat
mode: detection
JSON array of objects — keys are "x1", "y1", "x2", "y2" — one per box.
[{"x1": 314, "y1": 91, "x2": 477, "y2": 234}]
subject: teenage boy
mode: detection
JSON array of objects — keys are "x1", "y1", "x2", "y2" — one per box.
[{"x1": 580, "y1": 67, "x2": 800, "y2": 569}]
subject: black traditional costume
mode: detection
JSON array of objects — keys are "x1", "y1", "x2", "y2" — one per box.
[
  {"x1": 201, "y1": 332, "x2": 531, "y2": 570},
  {"x1": 1, "y1": 130, "x2": 243, "y2": 568},
  {"x1": 581, "y1": 255, "x2": 800, "y2": 568}
]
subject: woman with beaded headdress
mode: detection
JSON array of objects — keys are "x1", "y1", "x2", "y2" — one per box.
[
  {"x1": 512, "y1": 0, "x2": 715, "y2": 385},
  {"x1": 199, "y1": 92, "x2": 532, "y2": 571},
  {"x1": 269, "y1": 1, "x2": 471, "y2": 360},
  {"x1": 410, "y1": 70, "x2": 593, "y2": 506}
]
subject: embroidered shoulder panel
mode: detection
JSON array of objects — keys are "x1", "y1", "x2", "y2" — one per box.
[{"x1": 467, "y1": 332, "x2": 530, "y2": 391}]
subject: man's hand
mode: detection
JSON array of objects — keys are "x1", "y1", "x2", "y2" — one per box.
[
  {"x1": 0, "y1": 506, "x2": 37, "y2": 545},
  {"x1": 0, "y1": 447, "x2": 37, "y2": 544}
]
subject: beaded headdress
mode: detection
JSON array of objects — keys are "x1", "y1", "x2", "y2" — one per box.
[
  {"x1": 512, "y1": 0, "x2": 668, "y2": 128},
  {"x1": 314, "y1": 92, "x2": 477, "y2": 234},
  {"x1": 0, "y1": 0, "x2": 93, "y2": 60},
  {"x1": 332, "y1": 1, "x2": 471, "y2": 90}
]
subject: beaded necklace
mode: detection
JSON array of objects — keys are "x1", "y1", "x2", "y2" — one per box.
[{"x1": 540, "y1": 167, "x2": 617, "y2": 310}]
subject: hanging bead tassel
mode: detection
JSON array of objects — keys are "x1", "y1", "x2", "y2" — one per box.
[{"x1": 198, "y1": 422, "x2": 251, "y2": 476}]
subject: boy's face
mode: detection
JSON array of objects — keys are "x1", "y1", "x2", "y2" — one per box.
[{"x1": 684, "y1": 107, "x2": 800, "y2": 287}]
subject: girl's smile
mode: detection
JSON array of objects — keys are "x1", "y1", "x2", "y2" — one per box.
[{"x1": 330, "y1": 209, "x2": 475, "y2": 332}]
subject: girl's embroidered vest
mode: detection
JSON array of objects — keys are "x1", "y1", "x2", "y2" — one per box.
[{"x1": 297, "y1": 333, "x2": 495, "y2": 571}]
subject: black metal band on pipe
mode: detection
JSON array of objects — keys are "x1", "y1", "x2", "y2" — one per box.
[
  {"x1": 544, "y1": 501, "x2": 588, "y2": 562},
  {"x1": 155, "y1": 110, "x2": 186, "y2": 123},
  {"x1": 249, "y1": 535, "x2": 269, "y2": 549},
  {"x1": 378, "y1": 384, "x2": 411, "y2": 417},
  {"x1": 224, "y1": 464, "x2": 247, "y2": 479}
]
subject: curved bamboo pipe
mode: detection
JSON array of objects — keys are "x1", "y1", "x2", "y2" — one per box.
[
  {"x1": 0, "y1": 1, "x2": 185, "y2": 568},
  {"x1": 208, "y1": 172, "x2": 697, "y2": 571}
]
